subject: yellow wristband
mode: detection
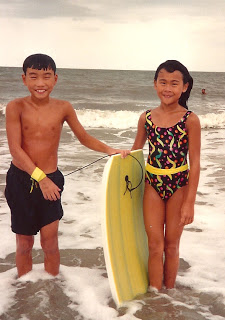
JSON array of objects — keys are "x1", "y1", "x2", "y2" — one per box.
[{"x1": 31, "y1": 167, "x2": 46, "y2": 182}]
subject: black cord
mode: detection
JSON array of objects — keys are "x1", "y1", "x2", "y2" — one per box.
[
  {"x1": 63, "y1": 154, "x2": 110, "y2": 177},
  {"x1": 123, "y1": 154, "x2": 144, "y2": 198},
  {"x1": 63, "y1": 153, "x2": 144, "y2": 197}
]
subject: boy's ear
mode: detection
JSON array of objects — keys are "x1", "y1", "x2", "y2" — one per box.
[
  {"x1": 154, "y1": 80, "x2": 157, "y2": 90},
  {"x1": 22, "y1": 74, "x2": 27, "y2": 86}
]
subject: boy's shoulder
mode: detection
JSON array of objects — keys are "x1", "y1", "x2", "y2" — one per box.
[
  {"x1": 49, "y1": 98, "x2": 75, "y2": 115},
  {"x1": 6, "y1": 97, "x2": 28, "y2": 113},
  {"x1": 7, "y1": 97, "x2": 72, "y2": 109},
  {"x1": 49, "y1": 97, "x2": 72, "y2": 107},
  {"x1": 6, "y1": 97, "x2": 75, "y2": 121}
]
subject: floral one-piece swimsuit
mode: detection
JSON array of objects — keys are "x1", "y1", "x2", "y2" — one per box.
[{"x1": 145, "y1": 109, "x2": 192, "y2": 201}]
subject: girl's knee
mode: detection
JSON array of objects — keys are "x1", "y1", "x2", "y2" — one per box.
[
  {"x1": 164, "y1": 241, "x2": 180, "y2": 257},
  {"x1": 148, "y1": 240, "x2": 164, "y2": 257}
]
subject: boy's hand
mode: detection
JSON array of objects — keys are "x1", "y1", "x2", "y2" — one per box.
[
  {"x1": 39, "y1": 177, "x2": 61, "y2": 201},
  {"x1": 108, "y1": 148, "x2": 130, "y2": 159}
]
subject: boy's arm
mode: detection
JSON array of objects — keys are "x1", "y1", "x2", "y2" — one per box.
[
  {"x1": 6, "y1": 101, "x2": 36, "y2": 174},
  {"x1": 6, "y1": 101, "x2": 61, "y2": 201},
  {"x1": 180, "y1": 113, "x2": 201, "y2": 225},
  {"x1": 65, "y1": 103, "x2": 129, "y2": 157}
]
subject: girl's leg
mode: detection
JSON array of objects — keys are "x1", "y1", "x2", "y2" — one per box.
[
  {"x1": 143, "y1": 183, "x2": 165, "y2": 290},
  {"x1": 164, "y1": 186, "x2": 187, "y2": 288}
]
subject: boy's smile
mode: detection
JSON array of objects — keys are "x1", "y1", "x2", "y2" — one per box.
[{"x1": 22, "y1": 68, "x2": 58, "y2": 102}]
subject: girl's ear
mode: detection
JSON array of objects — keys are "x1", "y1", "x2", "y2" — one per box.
[{"x1": 183, "y1": 82, "x2": 189, "y2": 93}]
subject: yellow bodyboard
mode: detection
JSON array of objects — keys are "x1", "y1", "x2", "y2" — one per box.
[{"x1": 101, "y1": 150, "x2": 148, "y2": 306}]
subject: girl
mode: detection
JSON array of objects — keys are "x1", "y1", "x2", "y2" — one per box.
[{"x1": 132, "y1": 60, "x2": 201, "y2": 291}]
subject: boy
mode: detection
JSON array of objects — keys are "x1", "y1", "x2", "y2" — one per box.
[{"x1": 5, "y1": 53, "x2": 129, "y2": 277}]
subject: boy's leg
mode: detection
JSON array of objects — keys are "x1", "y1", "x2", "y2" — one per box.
[
  {"x1": 164, "y1": 186, "x2": 187, "y2": 288},
  {"x1": 143, "y1": 183, "x2": 165, "y2": 290},
  {"x1": 16, "y1": 234, "x2": 34, "y2": 277},
  {"x1": 40, "y1": 220, "x2": 60, "y2": 276}
]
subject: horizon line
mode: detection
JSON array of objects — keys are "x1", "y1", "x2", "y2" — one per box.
[{"x1": 0, "y1": 65, "x2": 223, "y2": 73}]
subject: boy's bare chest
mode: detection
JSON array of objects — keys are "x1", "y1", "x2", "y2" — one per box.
[{"x1": 21, "y1": 107, "x2": 64, "y2": 137}]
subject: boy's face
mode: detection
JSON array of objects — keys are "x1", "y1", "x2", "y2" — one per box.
[{"x1": 22, "y1": 68, "x2": 58, "y2": 101}]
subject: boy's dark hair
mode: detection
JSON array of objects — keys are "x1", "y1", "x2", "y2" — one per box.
[
  {"x1": 23, "y1": 54, "x2": 56, "y2": 75},
  {"x1": 154, "y1": 60, "x2": 193, "y2": 110}
]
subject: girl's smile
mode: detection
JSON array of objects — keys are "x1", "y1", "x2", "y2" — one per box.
[{"x1": 154, "y1": 69, "x2": 188, "y2": 107}]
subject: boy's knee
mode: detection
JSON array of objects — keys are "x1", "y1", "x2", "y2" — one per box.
[
  {"x1": 41, "y1": 237, "x2": 58, "y2": 254},
  {"x1": 16, "y1": 236, "x2": 34, "y2": 255}
]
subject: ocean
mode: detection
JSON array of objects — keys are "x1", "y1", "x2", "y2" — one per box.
[{"x1": 0, "y1": 67, "x2": 225, "y2": 320}]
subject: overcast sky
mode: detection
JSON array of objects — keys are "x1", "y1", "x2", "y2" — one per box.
[{"x1": 0, "y1": 0, "x2": 224, "y2": 71}]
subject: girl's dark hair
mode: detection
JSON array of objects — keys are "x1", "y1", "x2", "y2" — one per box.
[
  {"x1": 23, "y1": 54, "x2": 56, "y2": 75},
  {"x1": 154, "y1": 60, "x2": 193, "y2": 109}
]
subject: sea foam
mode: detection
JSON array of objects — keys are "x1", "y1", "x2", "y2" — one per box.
[
  {"x1": 76, "y1": 109, "x2": 225, "y2": 129},
  {"x1": 1, "y1": 103, "x2": 225, "y2": 129}
]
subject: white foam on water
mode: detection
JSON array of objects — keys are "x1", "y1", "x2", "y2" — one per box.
[
  {"x1": 177, "y1": 130, "x2": 225, "y2": 301},
  {"x1": 0, "y1": 207, "x2": 15, "y2": 259},
  {"x1": 0, "y1": 103, "x2": 6, "y2": 115},
  {"x1": 60, "y1": 265, "x2": 119, "y2": 320},
  {"x1": 76, "y1": 109, "x2": 225, "y2": 129},
  {"x1": 0, "y1": 264, "x2": 142, "y2": 319},
  {"x1": 19, "y1": 316, "x2": 30, "y2": 320},
  {"x1": 1, "y1": 102, "x2": 225, "y2": 130},
  {"x1": 58, "y1": 108, "x2": 225, "y2": 130},
  {"x1": 0, "y1": 268, "x2": 17, "y2": 315}
]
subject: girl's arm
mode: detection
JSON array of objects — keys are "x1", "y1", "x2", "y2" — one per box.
[
  {"x1": 180, "y1": 113, "x2": 201, "y2": 225},
  {"x1": 131, "y1": 112, "x2": 147, "y2": 150}
]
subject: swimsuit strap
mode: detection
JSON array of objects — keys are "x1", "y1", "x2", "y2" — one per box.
[
  {"x1": 181, "y1": 110, "x2": 192, "y2": 122},
  {"x1": 146, "y1": 109, "x2": 192, "y2": 125},
  {"x1": 146, "y1": 109, "x2": 151, "y2": 118},
  {"x1": 145, "y1": 110, "x2": 152, "y2": 126}
]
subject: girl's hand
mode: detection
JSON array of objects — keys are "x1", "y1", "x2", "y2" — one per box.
[{"x1": 180, "y1": 201, "x2": 195, "y2": 226}]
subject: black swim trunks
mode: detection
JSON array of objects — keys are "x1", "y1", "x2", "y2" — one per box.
[{"x1": 5, "y1": 163, "x2": 64, "y2": 235}]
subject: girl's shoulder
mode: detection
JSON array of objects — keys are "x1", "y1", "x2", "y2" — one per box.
[
  {"x1": 186, "y1": 110, "x2": 200, "y2": 121},
  {"x1": 141, "y1": 109, "x2": 153, "y2": 121},
  {"x1": 138, "y1": 110, "x2": 150, "y2": 126},
  {"x1": 144, "y1": 109, "x2": 151, "y2": 115},
  {"x1": 186, "y1": 111, "x2": 201, "y2": 128},
  {"x1": 140, "y1": 111, "x2": 147, "y2": 121}
]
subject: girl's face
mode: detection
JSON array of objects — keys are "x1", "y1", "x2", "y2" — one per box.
[{"x1": 154, "y1": 68, "x2": 188, "y2": 107}]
